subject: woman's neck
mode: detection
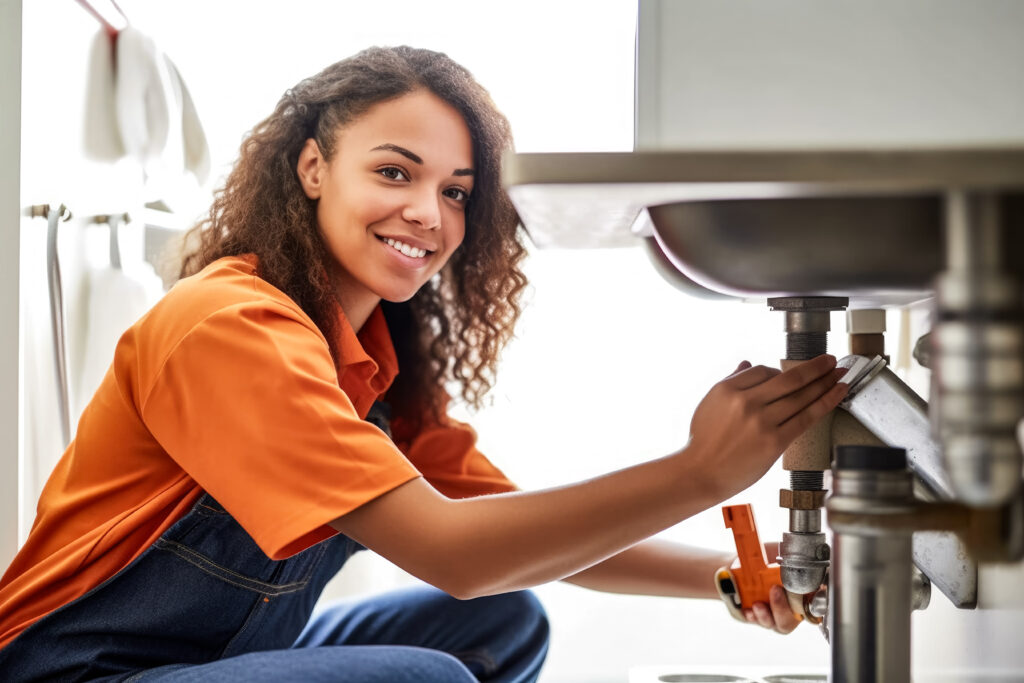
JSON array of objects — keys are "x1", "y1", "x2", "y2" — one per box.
[{"x1": 336, "y1": 288, "x2": 380, "y2": 333}]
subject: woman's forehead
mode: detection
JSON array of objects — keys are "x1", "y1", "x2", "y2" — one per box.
[{"x1": 336, "y1": 91, "x2": 474, "y2": 170}]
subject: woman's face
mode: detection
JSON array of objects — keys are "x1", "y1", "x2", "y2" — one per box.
[{"x1": 297, "y1": 89, "x2": 474, "y2": 324}]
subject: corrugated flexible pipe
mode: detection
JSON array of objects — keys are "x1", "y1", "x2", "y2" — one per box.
[{"x1": 45, "y1": 204, "x2": 72, "y2": 447}]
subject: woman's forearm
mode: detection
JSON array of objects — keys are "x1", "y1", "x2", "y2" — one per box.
[
  {"x1": 562, "y1": 538, "x2": 734, "y2": 599},
  {"x1": 335, "y1": 446, "x2": 726, "y2": 599}
]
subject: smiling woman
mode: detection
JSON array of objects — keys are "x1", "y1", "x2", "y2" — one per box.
[{"x1": 294, "y1": 90, "x2": 475, "y2": 330}]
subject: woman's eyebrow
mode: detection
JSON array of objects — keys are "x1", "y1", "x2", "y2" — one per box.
[
  {"x1": 371, "y1": 143, "x2": 473, "y2": 177},
  {"x1": 371, "y1": 143, "x2": 423, "y2": 164}
]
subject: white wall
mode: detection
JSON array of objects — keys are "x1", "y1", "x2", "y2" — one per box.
[
  {"x1": 637, "y1": 0, "x2": 1024, "y2": 677},
  {"x1": 637, "y1": 0, "x2": 1024, "y2": 150},
  {"x1": 0, "y1": 0, "x2": 22, "y2": 573}
]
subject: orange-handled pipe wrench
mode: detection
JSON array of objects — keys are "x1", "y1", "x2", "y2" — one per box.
[{"x1": 714, "y1": 503, "x2": 804, "y2": 623}]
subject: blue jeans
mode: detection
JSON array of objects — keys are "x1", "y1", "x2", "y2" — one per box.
[{"x1": 0, "y1": 494, "x2": 549, "y2": 682}]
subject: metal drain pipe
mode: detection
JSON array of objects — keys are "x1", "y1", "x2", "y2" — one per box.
[
  {"x1": 828, "y1": 445, "x2": 916, "y2": 683},
  {"x1": 934, "y1": 191, "x2": 1024, "y2": 506}
]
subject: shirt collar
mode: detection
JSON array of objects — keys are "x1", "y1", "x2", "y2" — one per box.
[
  {"x1": 334, "y1": 304, "x2": 399, "y2": 418},
  {"x1": 240, "y1": 253, "x2": 397, "y2": 418}
]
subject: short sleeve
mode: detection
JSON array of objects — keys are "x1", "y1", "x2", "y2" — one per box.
[
  {"x1": 393, "y1": 415, "x2": 518, "y2": 499},
  {"x1": 139, "y1": 300, "x2": 421, "y2": 559}
]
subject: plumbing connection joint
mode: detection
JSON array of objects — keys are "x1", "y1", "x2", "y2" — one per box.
[{"x1": 769, "y1": 296, "x2": 847, "y2": 595}]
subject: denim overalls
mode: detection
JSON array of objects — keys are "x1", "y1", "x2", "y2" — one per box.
[{"x1": 0, "y1": 404, "x2": 549, "y2": 682}]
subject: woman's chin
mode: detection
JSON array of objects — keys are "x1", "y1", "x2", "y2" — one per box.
[{"x1": 378, "y1": 287, "x2": 419, "y2": 305}]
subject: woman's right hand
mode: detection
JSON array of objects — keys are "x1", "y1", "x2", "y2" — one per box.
[{"x1": 685, "y1": 354, "x2": 848, "y2": 500}]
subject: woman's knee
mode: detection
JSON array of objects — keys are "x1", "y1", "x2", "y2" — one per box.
[
  {"x1": 505, "y1": 591, "x2": 548, "y2": 628},
  {"x1": 489, "y1": 590, "x2": 549, "y2": 644}
]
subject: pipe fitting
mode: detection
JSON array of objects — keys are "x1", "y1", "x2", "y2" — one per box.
[{"x1": 780, "y1": 529, "x2": 830, "y2": 594}]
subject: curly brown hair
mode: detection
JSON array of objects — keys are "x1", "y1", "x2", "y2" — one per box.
[{"x1": 179, "y1": 46, "x2": 528, "y2": 424}]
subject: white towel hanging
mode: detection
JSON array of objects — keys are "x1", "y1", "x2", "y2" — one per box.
[
  {"x1": 75, "y1": 215, "x2": 165, "y2": 413},
  {"x1": 82, "y1": 25, "x2": 211, "y2": 203}
]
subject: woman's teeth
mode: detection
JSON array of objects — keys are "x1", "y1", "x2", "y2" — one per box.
[{"x1": 383, "y1": 237, "x2": 428, "y2": 259}]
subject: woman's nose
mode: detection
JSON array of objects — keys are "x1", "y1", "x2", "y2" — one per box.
[{"x1": 401, "y1": 190, "x2": 442, "y2": 230}]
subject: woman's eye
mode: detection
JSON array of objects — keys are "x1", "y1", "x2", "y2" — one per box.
[
  {"x1": 377, "y1": 166, "x2": 408, "y2": 181},
  {"x1": 443, "y1": 187, "x2": 470, "y2": 203}
]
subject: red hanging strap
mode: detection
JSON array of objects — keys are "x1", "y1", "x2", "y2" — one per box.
[{"x1": 72, "y1": 0, "x2": 129, "y2": 40}]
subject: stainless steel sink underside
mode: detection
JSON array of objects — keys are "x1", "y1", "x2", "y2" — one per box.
[{"x1": 502, "y1": 149, "x2": 1024, "y2": 306}]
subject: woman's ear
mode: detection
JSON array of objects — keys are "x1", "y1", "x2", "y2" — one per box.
[{"x1": 296, "y1": 138, "x2": 326, "y2": 199}]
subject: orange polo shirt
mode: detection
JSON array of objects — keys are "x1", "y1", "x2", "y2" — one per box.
[{"x1": 0, "y1": 255, "x2": 516, "y2": 651}]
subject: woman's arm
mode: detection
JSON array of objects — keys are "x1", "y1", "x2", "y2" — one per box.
[
  {"x1": 330, "y1": 355, "x2": 847, "y2": 600},
  {"x1": 335, "y1": 450, "x2": 719, "y2": 600},
  {"x1": 562, "y1": 539, "x2": 801, "y2": 633},
  {"x1": 561, "y1": 538, "x2": 733, "y2": 599}
]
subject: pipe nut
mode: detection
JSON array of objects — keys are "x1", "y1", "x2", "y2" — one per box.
[{"x1": 780, "y1": 489, "x2": 828, "y2": 509}]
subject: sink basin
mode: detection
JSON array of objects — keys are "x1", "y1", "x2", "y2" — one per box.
[
  {"x1": 502, "y1": 149, "x2": 1024, "y2": 306},
  {"x1": 648, "y1": 194, "x2": 943, "y2": 304},
  {"x1": 648, "y1": 192, "x2": 1024, "y2": 306}
]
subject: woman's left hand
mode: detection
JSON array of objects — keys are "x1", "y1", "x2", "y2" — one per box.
[
  {"x1": 742, "y1": 542, "x2": 801, "y2": 634},
  {"x1": 743, "y1": 584, "x2": 801, "y2": 634}
]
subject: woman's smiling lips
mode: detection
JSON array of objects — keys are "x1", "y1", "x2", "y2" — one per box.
[{"x1": 376, "y1": 234, "x2": 437, "y2": 265}]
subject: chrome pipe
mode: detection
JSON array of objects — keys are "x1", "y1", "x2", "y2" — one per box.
[
  {"x1": 828, "y1": 446, "x2": 916, "y2": 683},
  {"x1": 934, "y1": 190, "x2": 1024, "y2": 507}
]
